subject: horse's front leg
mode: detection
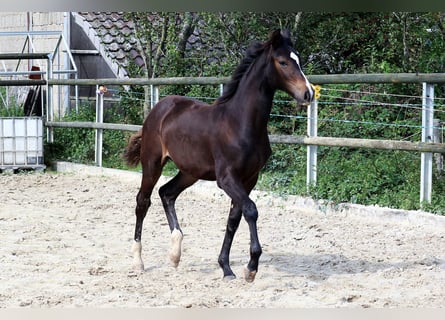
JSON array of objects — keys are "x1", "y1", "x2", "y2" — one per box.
[
  {"x1": 241, "y1": 199, "x2": 262, "y2": 282},
  {"x1": 217, "y1": 174, "x2": 262, "y2": 282},
  {"x1": 218, "y1": 200, "x2": 242, "y2": 280}
]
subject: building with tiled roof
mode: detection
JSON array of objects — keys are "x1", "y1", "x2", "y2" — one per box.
[
  {"x1": 70, "y1": 12, "x2": 144, "y2": 80},
  {"x1": 69, "y1": 12, "x2": 144, "y2": 98},
  {"x1": 0, "y1": 12, "x2": 143, "y2": 79},
  {"x1": 0, "y1": 12, "x2": 146, "y2": 102},
  {"x1": 0, "y1": 12, "x2": 212, "y2": 113}
]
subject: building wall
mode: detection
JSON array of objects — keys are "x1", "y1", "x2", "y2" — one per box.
[
  {"x1": 70, "y1": 16, "x2": 116, "y2": 98},
  {"x1": 0, "y1": 12, "x2": 64, "y2": 63},
  {"x1": 0, "y1": 12, "x2": 68, "y2": 116},
  {"x1": 0, "y1": 12, "x2": 121, "y2": 116}
]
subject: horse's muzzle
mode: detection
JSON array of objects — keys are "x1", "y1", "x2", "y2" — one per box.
[
  {"x1": 297, "y1": 86, "x2": 314, "y2": 106},
  {"x1": 304, "y1": 88, "x2": 314, "y2": 103}
]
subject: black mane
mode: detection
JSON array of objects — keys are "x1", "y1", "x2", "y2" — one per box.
[{"x1": 215, "y1": 41, "x2": 266, "y2": 105}]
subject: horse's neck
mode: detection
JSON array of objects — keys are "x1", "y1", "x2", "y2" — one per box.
[{"x1": 227, "y1": 71, "x2": 275, "y2": 132}]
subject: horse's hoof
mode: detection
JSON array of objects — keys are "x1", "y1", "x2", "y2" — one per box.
[
  {"x1": 131, "y1": 241, "x2": 144, "y2": 272},
  {"x1": 169, "y1": 229, "x2": 183, "y2": 268},
  {"x1": 169, "y1": 257, "x2": 180, "y2": 268},
  {"x1": 132, "y1": 261, "x2": 145, "y2": 272},
  {"x1": 243, "y1": 265, "x2": 257, "y2": 283},
  {"x1": 223, "y1": 274, "x2": 236, "y2": 281}
]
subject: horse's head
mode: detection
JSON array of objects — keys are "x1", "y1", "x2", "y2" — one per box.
[{"x1": 267, "y1": 29, "x2": 314, "y2": 105}]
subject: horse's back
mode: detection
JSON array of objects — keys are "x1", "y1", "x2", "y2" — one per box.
[
  {"x1": 144, "y1": 95, "x2": 207, "y2": 128},
  {"x1": 155, "y1": 95, "x2": 209, "y2": 113}
]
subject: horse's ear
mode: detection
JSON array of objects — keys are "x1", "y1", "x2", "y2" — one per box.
[
  {"x1": 270, "y1": 29, "x2": 283, "y2": 48},
  {"x1": 280, "y1": 29, "x2": 290, "y2": 39},
  {"x1": 270, "y1": 29, "x2": 292, "y2": 48},
  {"x1": 281, "y1": 29, "x2": 294, "y2": 47}
]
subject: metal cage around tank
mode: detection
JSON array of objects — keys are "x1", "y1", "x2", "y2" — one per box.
[{"x1": 0, "y1": 117, "x2": 45, "y2": 171}]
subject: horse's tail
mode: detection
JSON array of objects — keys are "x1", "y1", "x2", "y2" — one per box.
[{"x1": 123, "y1": 130, "x2": 142, "y2": 167}]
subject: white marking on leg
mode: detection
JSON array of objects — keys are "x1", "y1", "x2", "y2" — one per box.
[
  {"x1": 169, "y1": 228, "x2": 183, "y2": 268},
  {"x1": 244, "y1": 264, "x2": 257, "y2": 283},
  {"x1": 131, "y1": 241, "x2": 144, "y2": 271}
]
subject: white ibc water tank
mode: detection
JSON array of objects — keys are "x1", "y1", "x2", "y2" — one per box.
[{"x1": 0, "y1": 117, "x2": 45, "y2": 170}]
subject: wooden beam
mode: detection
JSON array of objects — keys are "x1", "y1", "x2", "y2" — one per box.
[
  {"x1": 308, "y1": 73, "x2": 445, "y2": 84},
  {"x1": 268, "y1": 135, "x2": 445, "y2": 154},
  {"x1": 0, "y1": 53, "x2": 50, "y2": 60},
  {"x1": 45, "y1": 121, "x2": 142, "y2": 132},
  {"x1": 45, "y1": 121, "x2": 445, "y2": 154},
  {"x1": 45, "y1": 73, "x2": 445, "y2": 86},
  {"x1": 0, "y1": 80, "x2": 46, "y2": 86},
  {"x1": 47, "y1": 77, "x2": 231, "y2": 86}
]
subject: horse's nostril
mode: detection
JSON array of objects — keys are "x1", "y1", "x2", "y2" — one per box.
[{"x1": 304, "y1": 90, "x2": 312, "y2": 102}]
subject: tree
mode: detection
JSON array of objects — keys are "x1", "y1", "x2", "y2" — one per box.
[
  {"x1": 124, "y1": 12, "x2": 305, "y2": 117},
  {"x1": 125, "y1": 12, "x2": 199, "y2": 117}
]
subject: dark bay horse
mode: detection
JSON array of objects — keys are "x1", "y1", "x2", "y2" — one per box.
[{"x1": 124, "y1": 29, "x2": 314, "y2": 282}]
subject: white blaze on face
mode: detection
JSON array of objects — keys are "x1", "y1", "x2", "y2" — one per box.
[
  {"x1": 290, "y1": 51, "x2": 313, "y2": 98},
  {"x1": 290, "y1": 51, "x2": 300, "y2": 66}
]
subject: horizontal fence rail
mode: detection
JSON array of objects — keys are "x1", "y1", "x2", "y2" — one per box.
[
  {"x1": 47, "y1": 77, "x2": 231, "y2": 86},
  {"x1": 269, "y1": 135, "x2": 445, "y2": 153},
  {"x1": 0, "y1": 80, "x2": 47, "y2": 86},
  {"x1": 45, "y1": 121, "x2": 142, "y2": 132},
  {"x1": 4, "y1": 73, "x2": 445, "y2": 87},
  {"x1": 45, "y1": 121, "x2": 445, "y2": 154},
  {"x1": 43, "y1": 73, "x2": 445, "y2": 86},
  {"x1": 308, "y1": 73, "x2": 445, "y2": 84}
]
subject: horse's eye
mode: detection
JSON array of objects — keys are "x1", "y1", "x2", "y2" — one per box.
[{"x1": 279, "y1": 60, "x2": 288, "y2": 67}]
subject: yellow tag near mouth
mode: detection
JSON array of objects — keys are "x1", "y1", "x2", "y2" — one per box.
[{"x1": 310, "y1": 84, "x2": 321, "y2": 99}]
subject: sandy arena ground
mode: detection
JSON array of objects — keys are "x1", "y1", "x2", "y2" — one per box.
[{"x1": 1, "y1": 162, "x2": 445, "y2": 307}]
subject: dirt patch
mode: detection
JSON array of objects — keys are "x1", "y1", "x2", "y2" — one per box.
[{"x1": 1, "y1": 162, "x2": 444, "y2": 307}]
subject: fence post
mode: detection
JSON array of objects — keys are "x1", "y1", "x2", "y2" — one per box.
[
  {"x1": 150, "y1": 85, "x2": 160, "y2": 110},
  {"x1": 95, "y1": 85, "x2": 105, "y2": 167},
  {"x1": 433, "y1": 118, "x2": 443, "y2": 174},
  {"x1": 154, "y1": 85, "x2": 159, "y2": 105},
  {"x1": 46, "y1": 57, "x2": 54, "y2": 143},
  {"x1": 307, "y1": 98, "x2": 318, "y2": 190},
  {"x1": 420, "y1": 82, "x2": 434, "y2": 204}
]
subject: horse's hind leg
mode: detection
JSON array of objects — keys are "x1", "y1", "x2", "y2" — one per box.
[
  {"x1": 158, "y1": 171, "x2": 197, "y2": 267},
  {"x1": 132, "y1": 164, "x2": 163, "y2": 272}
]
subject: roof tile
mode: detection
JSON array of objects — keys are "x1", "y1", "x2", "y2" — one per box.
[
  {"x1": 73, "y1": 12, "x2": 200, "y2": 78},
  {"x1": 74, "y1": 12, "x2": 139, "y2": 77}
]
